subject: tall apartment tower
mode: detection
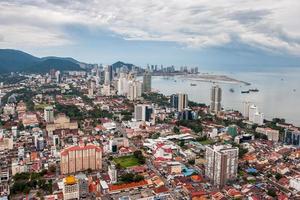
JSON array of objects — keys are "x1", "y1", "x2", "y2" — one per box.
[
  {"x1": 134, "y1": 104, "x2": 153, "y2": 122},
  {"x1": 44, "y1": 106, "x2": 54, "y2": 123},
  {"x1": 205, "y1": 145, "x2": 238, "y2": 188},
  {"x1": 171, "y1": 93, "x2": 188, "y2": 111},
  {"x1": 108, "y1": 164, "x2": 117, "y2": 183},
  {"x1": 143, "y1": 71, "x2": 152, "y2": 92},
  {"x1": 178, "y1": 93, "x2": 188, "y2": 111},
  {"x1": 127, "y1": 80, "x2": 143, "y2": 101},
  {"x1": 60, "y1": 144, "x2": 102, "y2": 174},
  {"x1": 210, "y1": 85, "x2": 222, "y2": 113}
]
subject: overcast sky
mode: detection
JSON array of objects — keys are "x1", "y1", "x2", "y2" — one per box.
[{"x1": 1, "y1": 0, "x2": 300, "y2": 68}]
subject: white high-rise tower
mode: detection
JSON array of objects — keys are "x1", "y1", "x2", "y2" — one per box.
[{"x1": 210, "y1": 85, "x2": 222, "y2": 113}]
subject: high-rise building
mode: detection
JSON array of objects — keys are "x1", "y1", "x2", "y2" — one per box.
[
  {"x1": 178, "y1": 93, "x2": 188, "y2": 111},
  {"x1": 170, "y1": 94, "x2": 179, "y2": 109},
  {"x1": 127, "y1": 80, "x2": 143, "y2": 101},
  {"x1": 108, "y1": 164, "x2": 117, "y2": 184},
  {"x1": 104, "y1": 70, "x2": 110, "y2": 85},
  {"x1": 117, "y1": 73, "x2": 129, "y2": 96},
  {"x1": 210, "y1": 85, "x2": 222, "y2": 113},
  {"x1": 44, "y1": 106, "x2": 54, "y2": 123},
  {"x1": 108, "y1": 65, "x2": 113, "y2": 81},
  {"x1": 143, "y1": 71, "x2": 152, "y2": 92},
  {"x1": 134, "y1": 104, "x2": 153, "y2": 122},
  {"x1": 60, "y1": 144, "x2": 102, "y2": 174},
  {"x1": 242, "y1": 101, "x2": 251, "y2": 119},
  {"x1": 284, "y1": 129, "x2": 300, "y2": 146},
  {"x1": 55, "y1": 70, "x2": 61, "y2": 83},
  {"x1": 171, "y1": 93, "x2": 188, "y2": 111},
  {"x1": 205, "y1": 145, "x2": 238, "y2": 187},
  {"x1": 248, "y1": 104, "x2": 264, "y2": 125}
]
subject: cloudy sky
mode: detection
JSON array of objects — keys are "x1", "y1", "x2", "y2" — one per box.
[{"x1": 1, "y1": 0, "x2": 300, "y2": 68}]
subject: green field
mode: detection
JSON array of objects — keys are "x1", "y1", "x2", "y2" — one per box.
[
  {"x1": 34, "y1": 103, "x2": 51, "y2": 110},
  {"x1": 113, "y1": 155, "x2": 141, "y2": 168},
  {"x1": 198, "y1": 139, "x2": 215, "y2": 145}
]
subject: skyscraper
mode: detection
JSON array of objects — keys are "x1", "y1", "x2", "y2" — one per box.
[
  {"x1": 171, "y1": 93, "x2": 188, "y2": 111},
  {"x1": 44, "y1": 106, "x2": 54, "y2": 123},
  {"x1": 205, "y1": 145, "x2": 238, "y2": 187},
  {"x1": 104, "y1": 70, "x2": 110, "y2": 85},
  {"x1": 178, "y1": 93, "x2": 188, "y2": 111},
  {"x1": 117, "y1": 73, "x2": 129, "y2": 96},
  {"x1": 108, "y1": 65, "x2": 113, "y2": 82},
  {"x1": 134, "y1": 104, "x2": 153, "y2": 122},
  {"x1": 210, "y1": 85, "x2": 222, "y2": 113},
  {"x1": 127, "y1": 80, "x2": 143, "y2": 101},
  {"x1": 143, "y1": 71, "x2": 152, "y2": 92}
]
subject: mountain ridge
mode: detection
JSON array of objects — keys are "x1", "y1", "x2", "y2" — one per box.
[{"x1": 0, "y1": 49, "x2": 85, "y2": 73}]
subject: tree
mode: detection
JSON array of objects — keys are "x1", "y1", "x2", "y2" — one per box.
[
  {"x1": 48, "y1": 165, "x2": 56, "y2": 173},
  {"x1": 188, "y1": 159, "x2": 195, "y2": 165},
  {"x1": 173, "y1": 126, "x2": 180, "y2": 134},
  {"x1": 134, "y1": 150, "x2": 145, "y2": 164},
  {"x1": 179, "y1": 140, "x2": 185, "y2": 147},
  {"x1": 275, "y1": 173, "x2": 282, "y2": 180},
  {"x1": 267, "y1": 188, "x2": 277, "y2": 197}
]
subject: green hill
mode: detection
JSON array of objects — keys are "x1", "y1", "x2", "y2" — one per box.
[{"x1": 0, "y1": 49, "x2": 84, "y2": 73}]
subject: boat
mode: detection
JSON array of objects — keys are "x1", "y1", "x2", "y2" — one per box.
[
  {"x1": 241, "y1": 90, "x2": 250, "y2": 94},
  {"x1": 190, "y1": 83, "x2": 197, "y2": 86},
  {"x1": 249, "y1": 88, "x2": 259, "y2": 92}
]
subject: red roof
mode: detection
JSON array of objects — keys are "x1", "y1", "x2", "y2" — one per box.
[
  {"x1": 109, "y1": 180, "x2": 148, "y2": 192},
  {"x1": 61, "y1": 144, "x2": 102, "y2": 156},
  {"x1": 153, "y1": 186, "x2": 169, "y2": 194}
]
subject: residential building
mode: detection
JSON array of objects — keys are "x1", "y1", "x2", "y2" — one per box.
[
  {"x1": 60, "y1": 144, "x2": 102, "y2": 174},
  {"x1": 127, "y1": 80, "x2": 142, "y2": 100},
  {"x1": 134, "y1": 104, "x2": 153, "y2": 122},
  {"x1": 205, "y1": 145, "x2": 238, "y2": 187},
  {"x1": 284, "y1": 129, "x2": 300, "y2": 146},
  {"x1": 210, "y1": 85, "x2": 222, "y2": 113},
  {"x1": 108, "y1": 164, "x2": 117, "y2": 184},
  {"x1": 171, "y1": 93, "x2": 188, "y2": 111},
  {"x1": 143, "y1": 71, "x2": 152, "y2": 92},
  {"x1": 44, "y1": 106, "x2": 54, "y2": 123},
  {"x1": 248, "y1": 104, "x2": 264, "y2": 125}
]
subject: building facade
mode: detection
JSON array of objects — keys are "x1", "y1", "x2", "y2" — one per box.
[
  {"x1": 284, "y1": 129, "x2": 300, "y2": 146},
  {"x1": 143, "y1": 71, "x2": 152, "y2": 92},
  {"x1": 210, "y1": 85, "x2": 222, "y2": 113},
  {"x1": 60, "y1": 144, "x2": 102, "y2": 174},
  {"x1": 205, "y1": 145, "x2": 238, "y2": 187},
  {"x1": 134, "y1": 104, "x2": 153, "y2": 122}
]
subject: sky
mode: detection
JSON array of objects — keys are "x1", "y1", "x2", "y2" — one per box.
[{"x1": 1, "y1": 0, "x2": 300, "y2": 68}]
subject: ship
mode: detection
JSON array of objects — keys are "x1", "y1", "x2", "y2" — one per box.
[
  {"x1": 249, "y1": 88, "x2": 259, "y2": 92},
  {"x1": 229, "y1": 88, "x2": 234, "y2": 93},
  {"x1": 241, "y1": 90, "x2": 250, "y2": 94},
  {"x1": 190, "y1": 83, "x2": 197, "y2": 86}
]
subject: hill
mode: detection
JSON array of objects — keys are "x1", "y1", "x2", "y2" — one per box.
[
  {"x1": 0, "y1": 49, "x2": 84, "y2": 73},
  {"x1": 112, "y1": 61, "x2": 135, "y2": 71}
]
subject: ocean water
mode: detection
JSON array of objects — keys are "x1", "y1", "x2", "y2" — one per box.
[{"x1": 149, "y1": 67, "x2": 300, "y2": 126}]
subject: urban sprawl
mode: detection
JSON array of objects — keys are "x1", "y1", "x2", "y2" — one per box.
[{"x1": 0, "y1": 65, "x2": 299, "y2": 200}]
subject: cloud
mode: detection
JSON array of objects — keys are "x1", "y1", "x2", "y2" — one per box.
[{"x1": 0, "y1": 0, "x2": 300, "y2": 55}]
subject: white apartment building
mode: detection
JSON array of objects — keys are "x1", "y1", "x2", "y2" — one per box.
[{"x1": 205, "y1": 145, "x2": 238, "y2": 187}]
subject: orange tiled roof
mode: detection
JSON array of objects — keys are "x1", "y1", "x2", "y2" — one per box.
[{"x1": 109, "y1": 180, "x2": 148, "y2": 192}]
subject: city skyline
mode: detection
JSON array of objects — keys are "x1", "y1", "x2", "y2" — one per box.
[{"x1": 1, "y1": 1, "x2": 300, "y2": 67}]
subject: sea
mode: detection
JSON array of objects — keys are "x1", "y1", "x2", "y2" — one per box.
[{"x1": 147, "y1": 67, "x2": 300, "y2": 126}]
